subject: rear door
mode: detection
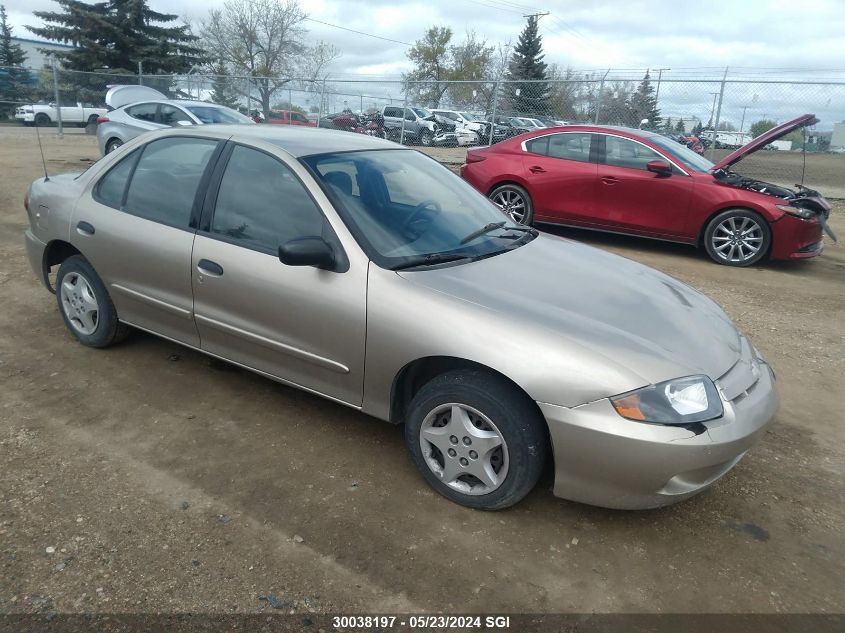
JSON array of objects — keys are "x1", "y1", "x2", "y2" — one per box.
[
  {"x1": 73, "y1": 135, "x2": 223, "y2": 345},
  {"x1": 520, "y1": 132, "x2": 599, "y2": 224},
  {"x1": 592, "y1": 134, "x2": 693, "y2": 238}
]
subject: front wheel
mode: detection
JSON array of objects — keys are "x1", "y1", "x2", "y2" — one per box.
[
  {"x1": 489, "y1": 183, "x2": 534, "y2": 225},
  {"x1": 703, "y1": 209, "x2": 771, "y2": 266},
  {"x1": 56, "y1": 255, "x2": 129, "y2": 347},
  {"x1": 418, "y1": 129, "x2": 433, "y2": 147},
  {"x1": 34, "y1": 113, "x2": 50, "y2": 127},
  {"x1": 404, "y1": 370, "x2": 547, "y2": 510}
]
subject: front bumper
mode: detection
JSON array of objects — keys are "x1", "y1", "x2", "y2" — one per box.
[
  {"x1": 540, "y1": 353, "x2": 779, "y2": 510},
  {"x1": 770, "y1": 213, "x2": 824, "y2": 260}
]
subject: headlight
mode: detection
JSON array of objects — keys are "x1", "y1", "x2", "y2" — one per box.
[
  {"x1": 776, "y1": 204, "x2": 816, "y2": 220},
  {"x1": 610, "y1": 375, "x2": 723, "y2": 425}
]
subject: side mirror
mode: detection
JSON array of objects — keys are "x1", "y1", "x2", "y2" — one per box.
[
  {"x1": 278, "y1": 237, "x2": 335, "y2": 270},
  {"x1": 646, "y1": 160, "x2": 673, "y2": 177}
]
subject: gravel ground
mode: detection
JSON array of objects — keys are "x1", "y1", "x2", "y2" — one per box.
[{"x1": 1, "y1": 130, "x2": 843, "y2": 619}]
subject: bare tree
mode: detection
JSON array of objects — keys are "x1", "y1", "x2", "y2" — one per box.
[{"x1": 200, "y1": 0, "x2": 338, "y2": 118}]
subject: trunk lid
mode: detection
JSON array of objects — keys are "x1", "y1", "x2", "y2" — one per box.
[
  {"x1": 105, "y1": 85, "x2": 167, "y2": 110},
  {"x1": 713, "y1": 113, "x2": 818, "y2": 170}
]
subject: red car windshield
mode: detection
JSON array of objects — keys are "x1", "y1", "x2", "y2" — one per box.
[{"x1": 648, "y1": 135, "x2": 714, "y2": 173}]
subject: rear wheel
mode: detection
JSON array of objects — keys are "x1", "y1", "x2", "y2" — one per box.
[
  {"x1": 56, "y1": 255, "x2": 129, "y2": 347},
  {"x1": 703, "y1": 209, "x2": 771, "y2": 266},
  {"x1": 34, "y1": 113, "x2": 50, "y2": 127},
  {"x1": 404, "y1": 370, "x2": 547, "y2": 510},
  {"x1": 418, "y1": 129, "x2": 433, "y2": 147},
  {"x1": 489, "y1": 183, "x2": 534, "y2": 225},
  {"x1": 105, "y1": 138, "x2": 123, "y2": 154}
]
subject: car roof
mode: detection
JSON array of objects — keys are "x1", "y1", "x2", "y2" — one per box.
[
  {"x1": 156, "y1": 124, "x2": 406, "y2": 157},
  {"x1": 118, "y1": 99, "x2": 230, "y2": 111}
]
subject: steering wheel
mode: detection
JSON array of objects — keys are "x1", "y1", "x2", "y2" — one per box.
[{"x1": 401, "y1": 200, "x2": 442, "y2": 239}]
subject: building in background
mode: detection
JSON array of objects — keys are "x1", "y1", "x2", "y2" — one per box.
[
  {"x1": 10, "y1": 37, "x2": 75, "y2": 69},
  {"x1": 830, "y1": 122, "x2": 845, "y2": 151}
]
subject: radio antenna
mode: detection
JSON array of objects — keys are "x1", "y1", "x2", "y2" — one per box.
[{"x1": 34, "y1": 123, "x2": 50, "y2": 181}]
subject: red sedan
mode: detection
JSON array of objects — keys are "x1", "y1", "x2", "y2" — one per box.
[{"x1": 461, "y1": 115, "x2": 833, "y2": 266}]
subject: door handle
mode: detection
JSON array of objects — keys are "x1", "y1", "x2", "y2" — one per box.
[
  {"x1": 529, "y1": 165, "x2": 546, "y2": 174},
  {"x1": 197, "y1": 259, "x2": 224, "y2": 276},
  {"x1": 76, "y1": 221, "x2": 95, "y2": 235},
  {"x1": 601, "y1": 176, "x2": 619, "y2": 185}
]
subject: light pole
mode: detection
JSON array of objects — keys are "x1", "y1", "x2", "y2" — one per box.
[
  {"x1": 739, "y1": 106, "x2": 750, "y2": 135},
  {"x1": 654, "y1": 68, "x2": 670, "y2": 104}
]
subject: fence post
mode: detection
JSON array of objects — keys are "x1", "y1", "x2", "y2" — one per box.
[
  {"x1": 399, "y1": 86, "x2": 409, "y2": 144},
  {"x1": 316, "y1": 78, "x2": 326, "y2": 128},
  {"x1": 594, "y1": 69, "x2": 610, "y2": 124},
  {"x1": 51, "y1": 59, "x2": 63, "y2": 139},
  {"x1": 709, "y1": 67, "x2": 728, "y2": 161},
  {"x1": 488, "y1": 80, "x2": 500, "y2": 145},
  {"x1": 288, "y1": 86, "x2": 293, "y2": 123},
  {"x1": 138, "y1": 61, "x2": 143, "y2": 86}
]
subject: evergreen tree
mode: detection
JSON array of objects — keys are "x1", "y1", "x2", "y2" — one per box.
[
  {"x1": 209, "y1": 58, "x2": 239, "y2": 109},
  {"x1": 663, "y1": 116, "x2": 673, "y2": 131},
  {"x1": 28, "y1": 0, "x2": 203, "y2": 74},
  {"x1": 627, "y1": 70, "x2": 661, "y2": 128},
  {"x1": 675, "y1": 118, "x2": 685, "y2": 133},
  {"x1": 0, "y1": 4, "x2": 31, "y2": 117},
  {"x1": 505, "y1": 15, "x2": 549, "y2": 115}
]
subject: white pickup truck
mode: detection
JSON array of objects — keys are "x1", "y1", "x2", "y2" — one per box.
[{"x1": 15, "y1": 102, "x2": 108, "y2": 127}]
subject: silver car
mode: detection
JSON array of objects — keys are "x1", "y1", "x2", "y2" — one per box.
[
  {"x1": 23, "y1": 126, "x2": 779, "y2": 510},
  {"x1": 96, "y1": 85, "x2": 253, "y2": 155}
]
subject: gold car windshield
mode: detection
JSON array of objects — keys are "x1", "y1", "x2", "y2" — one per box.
[{"x1": 302, "y1": 149, "x2": 535, "y2": 269}]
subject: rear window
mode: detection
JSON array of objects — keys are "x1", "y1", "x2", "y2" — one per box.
[{"x1": 185, "y1": 106, "x2": 253, "y2": 125}]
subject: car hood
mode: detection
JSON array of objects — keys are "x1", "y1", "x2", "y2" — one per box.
[
  {"x1": 398, "y1": 234, "x2": 742, "y2": 386},
  {"x1": 105, "y1": 85, "x2": 167, "y2": 109},
  {"x1": 713, "y1": 113, "x2": 818, "y2": 170}
]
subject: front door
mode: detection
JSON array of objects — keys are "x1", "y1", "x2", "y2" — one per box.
[
  {"x1": 191, "y1": 143, "x2": 367, "y2": 406},
  {"x1": 592, "y1": 134, "x2": 693, "y2": 238},
  {"x1": 72, "y1": 136, "x2": 222, "y2": 345},
  {"x1": 520, "y1": 132, "x2": 599, "y2": 224}
]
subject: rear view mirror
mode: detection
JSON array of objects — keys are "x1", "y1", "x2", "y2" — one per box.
[
  {"x1": 646, "y1": 160, "x2": 673, "y2": 177},
  {"x1": 279, "y1": 237, "x2": 336, "y2": 270}
]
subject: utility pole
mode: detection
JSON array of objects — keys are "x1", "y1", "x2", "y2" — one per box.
[
  {"x1": 522, "y1": 11, "x2": 549, "y2": 19},
  {"x1": 654, "y1": 68, "x2": 670, "y2": 104}
]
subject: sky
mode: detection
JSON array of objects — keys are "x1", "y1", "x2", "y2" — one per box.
[{"x1": 5, "y1": 0, "x2": 845, "y2": 128}]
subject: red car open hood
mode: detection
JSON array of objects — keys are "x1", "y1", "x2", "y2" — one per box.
[{"x1": 712, "y1": 114, "x2": 818, "y2": 171}]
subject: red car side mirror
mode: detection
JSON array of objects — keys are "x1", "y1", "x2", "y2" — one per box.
[{"x1": 646, "y1": 160, "x2": 673, "y2": 177}]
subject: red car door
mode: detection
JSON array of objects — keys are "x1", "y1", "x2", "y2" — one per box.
[
  {"x1": 592, "y1": 134, "x2": 693, "y2": 239},
  {"x1": 520, "y1": 132, "x2": 599, "y2": 224}
]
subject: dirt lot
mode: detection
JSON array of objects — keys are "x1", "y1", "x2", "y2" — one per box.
[{"x1": 1, "y1": 130, "x2": 844, "y2": 620}]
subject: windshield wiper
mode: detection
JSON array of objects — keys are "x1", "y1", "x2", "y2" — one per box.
[
  {"x1": 460, "y1": 222, "x2": 536, "y2": 245},
  {"x1": 390, "y1": 252, "x2": 472, "y2": 271}
]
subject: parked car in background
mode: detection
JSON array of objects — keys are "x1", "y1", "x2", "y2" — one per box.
[
  {"x1": 96, "y1": 85, "x2": 253, "y2": 155},
  {"x1": 461, "y1": 115, "x2": 832, "y2": 266},
  {"x1": 431, "y1": 109, "x2": 485, "y2": 142},
  {"x1": 15, "y1": 101, "x2": 107, "y2": 127},
  {"x1": 507, "y1": 117, "x2": 537, "y2": 133},
  {"x1": 266, "y1": 110, "x2": 316, "y2": 126},
  {"x1": 381, "y1": 105, "x2": 438, "y2": 146},
  {"x1": 524, "y1": 117, "x2": 549, "y2": 129},
  {"x1": 23, "y1": 124, "x2": 779, "y2": 510}
]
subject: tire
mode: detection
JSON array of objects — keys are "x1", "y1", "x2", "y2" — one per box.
[
  {"x1": 488, "y1": 183, "x2": 534, "y2": 225},
  {"x1": 55, "y1": 255, "x2": 129, "y2": 348},
  {"x1": 34, "y1": 113, "x2": 50, "y2": 127},
  {"x1": 404, "y1": 369, "x2": 547, "y2": 510},
  {"x1": 703, "y1": 209, "x2": 771, "y2": 267},
  {"x1": 105, "y1": 138, "x2": 123, "y2": 154},
  {"x1": 418, "y1": 129, "x2": 433, "y2": 147}
]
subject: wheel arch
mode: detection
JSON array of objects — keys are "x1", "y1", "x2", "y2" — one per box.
[
  {"x1": 486, "y1": 178, "x2": 530, "y2": 197},
  {"x1": 697, "y1": 205, "x2": 772, "y2": 248},
  {"x1": 42, "y1": 239, "x2": 83, "y2": 293}
]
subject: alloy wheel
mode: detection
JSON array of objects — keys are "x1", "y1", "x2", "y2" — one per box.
[
  {"x1": 419, "y1": 403, "x2": 509, "y2": 496},
  {"x1": 711, "y1": 216, "x2": 764, "y2": 263},
  {"x1": 60, "y1": 272, "x2": 99, "y2": 335},
  {"x1": 492, "y1": 189, "x2": 526, "y2": 223}
]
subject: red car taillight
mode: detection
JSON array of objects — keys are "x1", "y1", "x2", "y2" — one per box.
[{"x1": 96, "y1": 116, "x2": 109, "y2": 124}]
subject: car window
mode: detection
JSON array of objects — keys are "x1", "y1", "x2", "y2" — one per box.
[
  {"x1": 525, "y1": 136, "x2": 549, "y2": 156},
  {"x1": 94, "y1": 149, "x2": 140, "y2": 209},
  {"x1": 268, "y1": 111, "x2": 283, "y2": 120},
  {"x1": 159, "y1": 104, "x2": 193, "y2": 126},
  {"x1": 384, "y1": 107, "x2": 402, "y2": 118},
  {"x1": 547, "y1": 133, "x2": 592, "y2": 162},
  {"x1": 292, "y1": 112, "x2": 308, "y2": 123},
  {"x1": 211, "y1": 145, "x2": 325, "y2": 253},
  {"x1": 604, "y1": 135, "x2": 663, "y2": 170},
  {"x1": 126, "y1": 103, "x2": 158, "y2": 122},
  {"x1": 124, "y1": 137, "x2": 219, "y2": 228},
  {"x1": 404, "y1": 109, "x2": 416, "y2": 121},
  {"x1": 185, "y1": 106, "x2": 253, "y2": 124}
]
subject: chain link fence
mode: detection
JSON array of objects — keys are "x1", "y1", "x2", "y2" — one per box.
[{"x1": 3, "y1": 66, "x2": 844, "y2": 196}]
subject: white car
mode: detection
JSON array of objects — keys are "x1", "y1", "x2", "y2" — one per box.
[
  {"x1": 96, "y1": 85, "x2": 253, "y2": 155},
  {"x1": 431, "y1": 109, "x2": 485, "y2": 142}
]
